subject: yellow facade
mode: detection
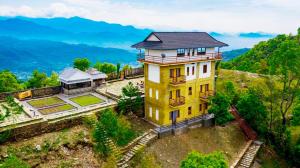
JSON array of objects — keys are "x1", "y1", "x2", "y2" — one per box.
[{"x1": 144, "y1": 61, "x2": 216, "y2": 126}]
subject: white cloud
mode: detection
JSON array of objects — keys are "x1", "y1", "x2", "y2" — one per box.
[{"x1": 0, "y1": 0, "x2": 299, "y2": 34}]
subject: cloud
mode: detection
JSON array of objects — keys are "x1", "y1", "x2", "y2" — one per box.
[{"x1": 0, "y1": 0, "x2": 299, "y2": 34}]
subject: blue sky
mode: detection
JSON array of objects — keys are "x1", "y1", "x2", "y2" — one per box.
[{"x1": 0, "y1": 0, "x2": 299, "y2": 34}]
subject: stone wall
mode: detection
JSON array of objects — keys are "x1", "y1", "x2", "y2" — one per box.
[{"x1": 0, "y1": 86, "x2": 61, "y2": 101}]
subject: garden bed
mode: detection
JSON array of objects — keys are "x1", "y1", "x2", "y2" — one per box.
[
  {"x1": 39, "y1": 104, "x2": 75, "y2": 115},
  {"x1": 69, "y1": 94, "x2": 104, "y2": 107},
  {"x1": 28, "y1": 97, "x2": 65, "y2": 108}
]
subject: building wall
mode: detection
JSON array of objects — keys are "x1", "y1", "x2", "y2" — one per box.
[
  {"x1": 144, "y1": 60, "x2": 216, "y2": 126},
  {"x1": 145, "y1": 48, "x2": 216, "y2": 57}
]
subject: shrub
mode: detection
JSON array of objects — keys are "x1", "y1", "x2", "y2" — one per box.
[
  {"x1": 291, "y1": 105, "x2": 300, "y2": 126},
  {"x1": 0, "y1": 130, "x2": 11, "y2": 144},
  {"x1": 0, "y1": 154, "x2": 30, "y2": 168},
  {"x1": 180, "y1": 151, "x2": 228, "y2": 168},
  {"x1": 208, "y1": 92, "x2": 234, "y2": 125}
]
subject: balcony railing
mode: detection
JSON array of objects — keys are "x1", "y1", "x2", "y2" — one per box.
[
  {"x1": 169, "y1": 96, "x2": 185, "y2": 107},
  {"x1": 169, "y1": 76, "x2": 186, "y2": 85},
  {"x1": 137, "y1": 53, "x2": 222, "y2": 64},
  {"x1": 199, "y1": 90, "x2": 215, "y2": 100}
]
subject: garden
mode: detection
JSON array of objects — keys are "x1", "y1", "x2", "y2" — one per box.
[
  {"x1": 70, "y1": 94, "x2": 104, "y2": 107},
  {"x1": 0, "y1": 96, "x2": 25, "y2": 122}
]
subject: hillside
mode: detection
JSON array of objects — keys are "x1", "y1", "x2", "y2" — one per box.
[
  {"x1": 221, "y1": 31, "x2": 300, "y2": 74},
  {"x1": 0, "y1": 37, "x2": 136, "y2": 79},
  {"x1": 222, "y1": 48, "x2": 250, "y2": 61}
]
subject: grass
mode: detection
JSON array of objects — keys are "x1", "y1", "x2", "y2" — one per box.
[
  {"x1": 290, "y1": 126, "x2": 300, "y2": 145},
  {"x1": 69, "y1": 94, "x2": 104, "y2": 107},
  {"x1": 28, "y1": 97, "x2": 65, "y2": 108},
  {"x1": 39, "y1": 104, "x2": 75, "y2": 114}
]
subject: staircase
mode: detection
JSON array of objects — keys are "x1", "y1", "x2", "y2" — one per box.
[
  {"x1": 236, "y1": 141, "x2": 263, "y2": 168},
  {"x1": 117, "y1": 129, "x2": 158, "y2": 168}
]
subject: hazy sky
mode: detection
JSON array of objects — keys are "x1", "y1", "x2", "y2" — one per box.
[{"x1": 0, "y1": 0, "x2": 299, "y2": 34}]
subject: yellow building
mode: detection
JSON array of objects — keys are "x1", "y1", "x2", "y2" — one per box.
[{"x1": 132, "y1": 32, "x2": 228, "y2": 126}]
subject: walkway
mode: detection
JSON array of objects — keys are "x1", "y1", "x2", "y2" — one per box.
[{"x1": 236, "y1": 141, "x2": 263, "y2": 168}]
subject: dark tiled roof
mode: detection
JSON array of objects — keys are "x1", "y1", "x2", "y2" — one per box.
[{"x1": 132, "y1": 32, "x2": 228, "y2": 49}]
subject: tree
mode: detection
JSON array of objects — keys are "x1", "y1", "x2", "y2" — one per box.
[
  {"x1": 45, "y1": 72, "x2": 59, "y2": 86},
  {"x1": 0, "y1": 70, "x2": 23, "y2": 93},
  {"x1": 25, "y1": 70, "x2": 48, "y2": 88},
  {"x1": 180, "y1": 151, "x2": 228, "y2": 168},
  {"x1": 269, "y1": 35, "x2": 300, "y2": 126},
  {"x1": 208, "y1": 92, "x2": 234, "y2": 125},
  {"x1": 236, "y1": 88, "x2": 268, "y2": 134},
  {"x1": 116, "y1": 63, "x2": 121, "y2": 78},
  {"x1": 73, "y1": 58, "x2": 90, "y2": 71},
  {"x1": 291, "y1": 105, "x2": 300, "y2": 126},
  {"x1": 224, "y1": 81, "x2": 239, "y2": 105},
  {"x1": 94, "y1": 62, "x2": 117, "y2": 74},
  {"x1": 117, "y1": 82, "x2": 143, "y2": 116}
]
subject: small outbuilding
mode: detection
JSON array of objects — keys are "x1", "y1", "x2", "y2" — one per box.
[{"x1": 59, "y1": 68, "x2": 107, "y2": 95}]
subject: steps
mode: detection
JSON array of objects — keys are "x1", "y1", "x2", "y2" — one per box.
[
  {"x1": 236, "y1": 141, "x2": 263, "y2": 168},
  {"x1": 117, "y1": 129, "x2": 158, "y2": 168}
]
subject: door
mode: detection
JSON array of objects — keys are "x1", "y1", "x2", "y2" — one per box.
[
  {"x1": 170, "y1": 110, "x2": 179, "y2": 125},
  {"x1": 176, "y1": 68, "x2": 181, "y2": 77}
]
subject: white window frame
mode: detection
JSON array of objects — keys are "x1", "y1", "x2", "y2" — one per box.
[
  {"x1": 156, "y1": 108, "x2": 159, "y2": 121},
  {"x1": 149, "y1": 106, "x2": 152, "y2": 117},
  {"x1": 149, "y1": 88, "x2": 152, "y2": 97}
]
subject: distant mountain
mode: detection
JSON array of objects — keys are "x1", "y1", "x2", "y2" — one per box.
[
  {"x1": 239, "y1": 32, "x2": 275, "y2": 38},
  {"x1": 0, "y1": 36, "x2": 137, "y2": 79},
  {"x1": 0, "y1": 16, "x2": 151, "y2": 49},
  {"x1": 222, "y1": 48, "x2": 250, "y2": 61}
]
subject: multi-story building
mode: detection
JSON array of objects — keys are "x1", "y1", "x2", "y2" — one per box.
[{"x1": 132, "y1": 32, "x2": 228, "y2": 126}]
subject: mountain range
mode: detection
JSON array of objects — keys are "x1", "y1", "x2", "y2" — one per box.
[{"x1": 0, "y1": 16, "x2": 275, "y2": 79}]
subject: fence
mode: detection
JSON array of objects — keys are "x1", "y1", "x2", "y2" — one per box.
[
  {"x1": 106, "y1": 67, "x2": 144, "y2": 81},
  {"x1": 0, "y1": 86, "x2": 61, "y2": 101}
]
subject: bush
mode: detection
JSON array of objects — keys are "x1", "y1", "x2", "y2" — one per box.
[
  {"x1": 236, "y1": 88, "x2": 268, "y2": 134},
  {"x1": 0, "y1": 154, "x2": 30, "y2": 168},
  {"x1": 0, "y1": 130, "x2": 11, "y2": 144},
  {"x1": 208, "y1": 92, "x2": 234, "y2": 125},
  {"x1": 291, "y1": 105, "x2": 300, "y2": 126},
  {"x1": 180, "y1": 151, "x2": 228, "y2": 168}
]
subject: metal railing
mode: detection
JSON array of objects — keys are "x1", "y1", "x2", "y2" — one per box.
[
  {"x1": 169, "y1": 75, "x2": 186, "y2": 85},
  {"x1": 137, "y1": 53, "x2": 222, "y2": 64},
  {"x1": 169, "y1": 96, "x2": 185, "y2": 107},
  {"x1": 199, "y1": 90, "x2": 215, "y2": 99}
]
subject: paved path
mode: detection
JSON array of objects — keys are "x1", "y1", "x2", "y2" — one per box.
[{"x1": 236, "y1": 141, "x2": 263, "y2": 168}]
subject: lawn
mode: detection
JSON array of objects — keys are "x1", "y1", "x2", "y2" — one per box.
[
  {"x1": 69, "y1": 94, "x2": 104, "y2": 107},
  {"x1": 28, "y1": 97, "x2": 65, "y2": 108},
  {"x1": 39, "y1": 104, "x2": 75, "y2": 114}
]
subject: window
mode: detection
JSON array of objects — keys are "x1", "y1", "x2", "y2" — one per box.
[
  {"x1": 170, "y1": 69, "x2": 174, "y2": 78},
  {"x1": 176, "y1": 89, "x2": 180, "y2": 97},
  {"x1": 192, "y1": 49, "x2": 195, "y2": 56},
  {"x1": 156, "y1": 108, "x2": 159, "y2": 120},
  {"x1": 187, "y1": 67, "x2": 190, "y2": 76},
  {"x1": 204, "y1": 103, "x2": 208, "y2": 110},
  {"x1": 169, "y1": 91, "x2": 173, "y2": 99},
  {"x1": 200, "y1": 85, "x2": 203, "y2": 93},
  {"x1": 188, "y1": 107, "x2": 192, "y2": 115},
  {"x1": 177, "y1": 110, "x2": 180, "y2": 118},
  {"x1": 156, "y1": 90, "x2": 159, "y2": 100},
  {"x1": 177, "y1": 48, "x2": 185, "y2": 56},
  {"x1": 176, "y1": 68, "x2": 181, "y2": 77},
  {"x1": 149, "y1": 106, "x2": 152, "y2": 117},
  {"x1": 203, "y1": 64, "x2": 207, "y2": 73},
  {"x1": 188, "y1": 87, "x2": 192, "y2": 95},
  {"x1": 199, "y1": 104, "x2": 202, "y2": 112},
  {"x1": 149, "y1": 88, "x2": 152, "y2": 97},
  {"x1": 187, "y1": 49, "x2": 190, "y2": 56},
  {"x1": 205, "y1": 84, "x2": 209, "y2": 92},
  {"x1": 197, "y1": 48, "x2": 206, "y2": 55},
  {"x1": 192, "y1": 66, "x2": 195, "y2": 75}
]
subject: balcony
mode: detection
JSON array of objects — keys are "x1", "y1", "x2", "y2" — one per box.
[
  {"x1": 199, "y1": 90, "x2": 215, "y2": 101},
  {"x1": 169, "y1": 96, "x2": 185, "y2": 107},
  {"x1": 169, "y1": 76, "x2": 186, "y2": 85},
  {"x1": 137, "y1": 53, "x2": 222, "y2": 64}
]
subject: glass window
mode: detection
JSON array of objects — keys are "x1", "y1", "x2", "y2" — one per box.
[
  {"x1": 188, "y1": 87, "x2": 192, "y2": 95},
  {"x1": 177, "y1": 48, "x2": 185, "y2": 56},
  {"x1": 187, "y1": 67, "x2": 190, "y2": 76},
  {"x1": 188, "y1": 107, "x2": 192, "y2": 115},
  {"x1": 203, "y1": 64, "x2": 207, "y2": 73},
  {"x1": 197, "y1": 48, "x2": 206, "y2": 55}
]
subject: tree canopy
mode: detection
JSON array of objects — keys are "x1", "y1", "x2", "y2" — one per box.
[
  {"x1": 94, "y1": 62, "x2": 117, "y2": 74},
  {"x1": 180, "y1": 151, "x2": 228, "y2": 168},
  {"x1": 73, "y1": 58, "x2": 90, "y2": 71},
  {"x1": 0, "y1": 70, "x2": 23, "y2": 92}
]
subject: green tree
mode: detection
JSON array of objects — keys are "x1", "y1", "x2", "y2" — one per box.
[
  {"x1": 93, "y1": 122, "x2": 111, "y2": 157},
  {"x1": 236, "y1": 88, "x2": 268, "y2": 134},
  {"x1": 25, "y1": 70, "x2": 48, "y2": 88},
  {"x1": 45, "y1": 72, "x2": 59, "y2": 86},
  {"x1": 291, "y1": 105, "x2": 300, "y2": 126},
  {"x1": 208, "y1": 92, "x2": 233, "y2": 125},
  {"x1": 73, "y1": 58, "x2": 90, "y2": 71},
  {"x1": 224, "y1": 81, "x2": 239, "y2": 105},
  {"x1": 116, "y1": 63, "x2": 121, "y2": 78},
  {"x1": 0, "y1": 70, "x2": 23, "y2": 93},
  {"x1": 180, "y1": 151, "x2": 228, "y2": 168},
  {"x1": 117, "y1": 82, "x2": 143, "y2": 116},
  {"x1": 94, "y1": 62, "x2": 117, "y2": 74}
]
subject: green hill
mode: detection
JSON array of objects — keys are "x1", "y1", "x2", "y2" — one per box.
[{"x1": 221, "y1": 28, "x2": 300, "y2": 74}]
